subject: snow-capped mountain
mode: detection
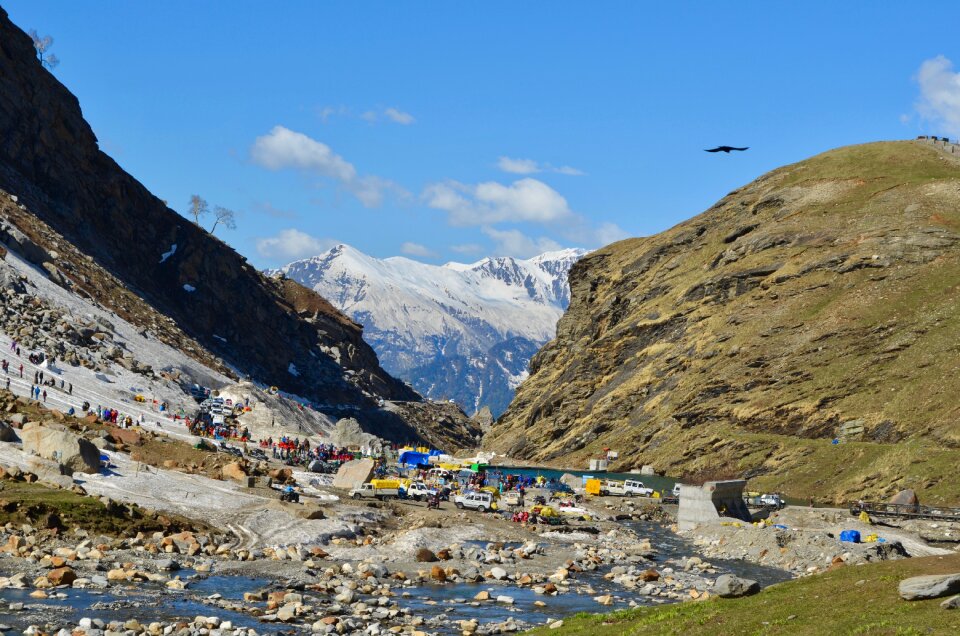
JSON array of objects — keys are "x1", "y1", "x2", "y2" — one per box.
[{"x1": 275, "y1": 244, "x2": 587, "y2": 416}]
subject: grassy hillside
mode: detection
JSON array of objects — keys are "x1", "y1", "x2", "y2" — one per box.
[
  {"x1": 528, "y1": 552, "x2": 960, "y2": 635},
  {"x1": 487, "y1": 141, "x2": 960, "y2": 504}
]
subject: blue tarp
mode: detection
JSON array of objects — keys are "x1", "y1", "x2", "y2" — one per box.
[
  {"x1": 399, "y1": 451, "x2": 430, "y2": 467},
  {"x1": 428, "y1": 449, "x2": 443, "y2": 456},
  {"x1": 840, "y1": 530, "x2": 861, "y2": 543}
]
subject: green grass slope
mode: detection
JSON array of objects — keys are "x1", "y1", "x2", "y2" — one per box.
[
  {"x1": 527, "y1": 552, "x2": 960, "y2": 636},
  {"x1": 487, "y1": 141, "x2": 960, "y2": 505}
]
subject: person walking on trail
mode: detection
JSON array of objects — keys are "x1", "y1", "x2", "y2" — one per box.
[
  {"x1": 42, "y1": 389, "x2": 47, "y2": 403},
  {"x1": 19, "y1": 364, "x2": 23, "y2": 378},
  {"x1": 68, "y1": 383, "x2": 72, "y2": 395},
  {"x1": 4, "y1": 377, "x2": 9, "y2": 391}
]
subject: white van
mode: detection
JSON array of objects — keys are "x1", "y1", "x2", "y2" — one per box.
[
  {"x1": 624, "y1": 480, "x2": 654, "y2": 496},
  {"x1": 672, "y1": 483, "x2": 682, "y2": 498}
]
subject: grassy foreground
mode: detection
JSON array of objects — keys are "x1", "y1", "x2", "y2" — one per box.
[{"x1": 527, "y1": 552, "x2": 960, "y2": 636}]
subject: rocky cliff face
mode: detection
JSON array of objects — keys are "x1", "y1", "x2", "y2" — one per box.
[
  {"x1": 487, "y1": 141, "x2": 960, "y2": 504},
  {"x1": 0, "y1": 10, "x2": 419, "y2": 414}
]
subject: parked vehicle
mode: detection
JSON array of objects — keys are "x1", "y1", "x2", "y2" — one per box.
[
  {"x1": 501, "y1": 491, "x2": 525, "y2": 507},
  {"x1": 601, "y1": 480, "x2": 627, "y2": 496},
  {"x1": 672, "y1": 483, "x2": 682, "y2": 498},
  {"x1": 760, "y1": 493, "x2": 785, "y2": 509},
  {"x1": 405, "y1": 482, "x2": 434, "y2": 501},
  {"x1": 350, "y1": 482, "x2": 399, "y2": 500},
  {"x1": 624, "y1": 480, "x2": 654, "y2": 497},
  {"x1": 426, "y1": 493, "x2": 441, "y2": 510},
  {"x1": 454, "y1": 491, "x2": 495, "y2": 512},
  {"x1": 279, "y1": 486, "x2": 300, "y2": 503}
]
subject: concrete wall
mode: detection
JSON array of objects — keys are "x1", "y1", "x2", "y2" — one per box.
[{"x1": 677, "y1": 480, "x2": 752, "y2": 530}]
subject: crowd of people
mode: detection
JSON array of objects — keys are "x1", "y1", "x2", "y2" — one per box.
[{"x1": 186, "y1": 415, "x2": 250, "y2": 442}]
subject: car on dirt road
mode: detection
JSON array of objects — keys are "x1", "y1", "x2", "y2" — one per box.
[
  {"x1": 454, "y1": 491, "x2": 495, "y2": 512},
  {"x1": 760, "y1": 493, "x2": 785, "y2": 509},
  {"x1": 624, "y1": 479, "x2": 655, "y2": 496}
]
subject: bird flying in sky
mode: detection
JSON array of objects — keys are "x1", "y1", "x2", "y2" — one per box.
[{"x1": 705, "y1": 146, "x2": 749, "y2": 153}]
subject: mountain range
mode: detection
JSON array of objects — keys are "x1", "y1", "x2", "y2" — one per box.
[{"x1": 275, "y1": 245, "x2": 587, "y2": 416}]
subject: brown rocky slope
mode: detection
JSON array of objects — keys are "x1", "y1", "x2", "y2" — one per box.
[
  {"x1": 486, "y1": 140, "x2": 960, "y2": 504},
  {"x1": 0, "y1": 9, "x2": 412, "y2": 408},
  {"x1": 0, "y1": 9, "x2": 482, "y2": 447}
]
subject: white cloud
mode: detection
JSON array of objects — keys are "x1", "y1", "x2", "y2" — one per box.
[
  {"x1": 400, "y1": 241, "x2": 437, "y2": 258},
  {"x1": 915, "y1": 55, "x2": 960, "y2": 137},
  {"x1": 250, "y1": 126, "x2": 405, "y2": 207},
  {"x1": 256, "y1": 228, "x2": 336, "y2": 261},
  {"x1": 497, "y1": 157, "x2": 540, "y2": 174},
  {"x1": 317, "y1": 105, "x2": 415, "y2": 125},
  {"x1": 482, "y1": 227, "x2": 563, "y2": 259},
  {"x1": 384, "y1": 107, "x2": 415, "y2": 125},
  {"x1": 496, "y1": 156, "x2": 584, "y2": 176},
  {"x1": 251, "y1": 126, "x2": 356, "y2": 181},
  {"x1": 423, "y1": 177, "x2": 574, "y2": 226}
]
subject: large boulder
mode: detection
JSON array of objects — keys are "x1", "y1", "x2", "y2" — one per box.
[
  {"x1": 713, "y1": 574, "x2": 760, "y2": 598},
  {"x1": 0, "y1": 421, "x2": 19, "y2": 442},
  {"x1": 889, "y1": 489, "x2": 919, "y2": 507},
  {"x1": 330, "y1": 418, "x2": 384, "y2": 454},
  {"x1": 331, "y1": 458, "x2": 375, "y2": 490},
  {"x1": 20, "y1": 423, "x2": 100, "y2": 474},
  {"x1": 221, "y1": 462, "x2": 248, "y2": 482},
  {"x1": 898, "y1": 574, "x2": 960, "y2": 601},
  {"x1": 0, "y1": 220, "x2": 51, "y2": 267}
]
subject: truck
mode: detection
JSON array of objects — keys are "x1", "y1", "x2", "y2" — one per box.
[
  {"x1": 585, "y1": 478, "x2": 626, "y2": 496},
  {"x1": 350, "y1": 481, "x2": 399, "y2": 500},
  {"x1": 404, "y1": 482, "x2": 434, "y2": 501}
]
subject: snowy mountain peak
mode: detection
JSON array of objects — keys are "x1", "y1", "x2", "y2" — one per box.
[{"x1": 277, "y1": 244, "x2": 588, "y2": 416}]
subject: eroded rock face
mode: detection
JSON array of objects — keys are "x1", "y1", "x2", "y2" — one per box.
[
  {"x1": 486, "y1": 141, "x2": 960, "y2": 502},
  {"x1": 20, "y1": 422, "x2": 99, "y2": 473},
  {"x1": 0, "y1": 8, "x2": 415, "y2": 413}
]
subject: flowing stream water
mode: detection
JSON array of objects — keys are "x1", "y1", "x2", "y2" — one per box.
[{"x1": 1, "y1": 520, "x2": 793, "y2": 634}]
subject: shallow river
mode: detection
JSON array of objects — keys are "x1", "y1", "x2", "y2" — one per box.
[{"x1": 1, "y1": 521, "x2": 791, "y2": 633}]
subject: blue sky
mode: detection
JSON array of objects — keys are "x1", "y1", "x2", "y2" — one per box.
[{"x1": 5, "y1": 2, "x2": 960, "y2": 267}]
